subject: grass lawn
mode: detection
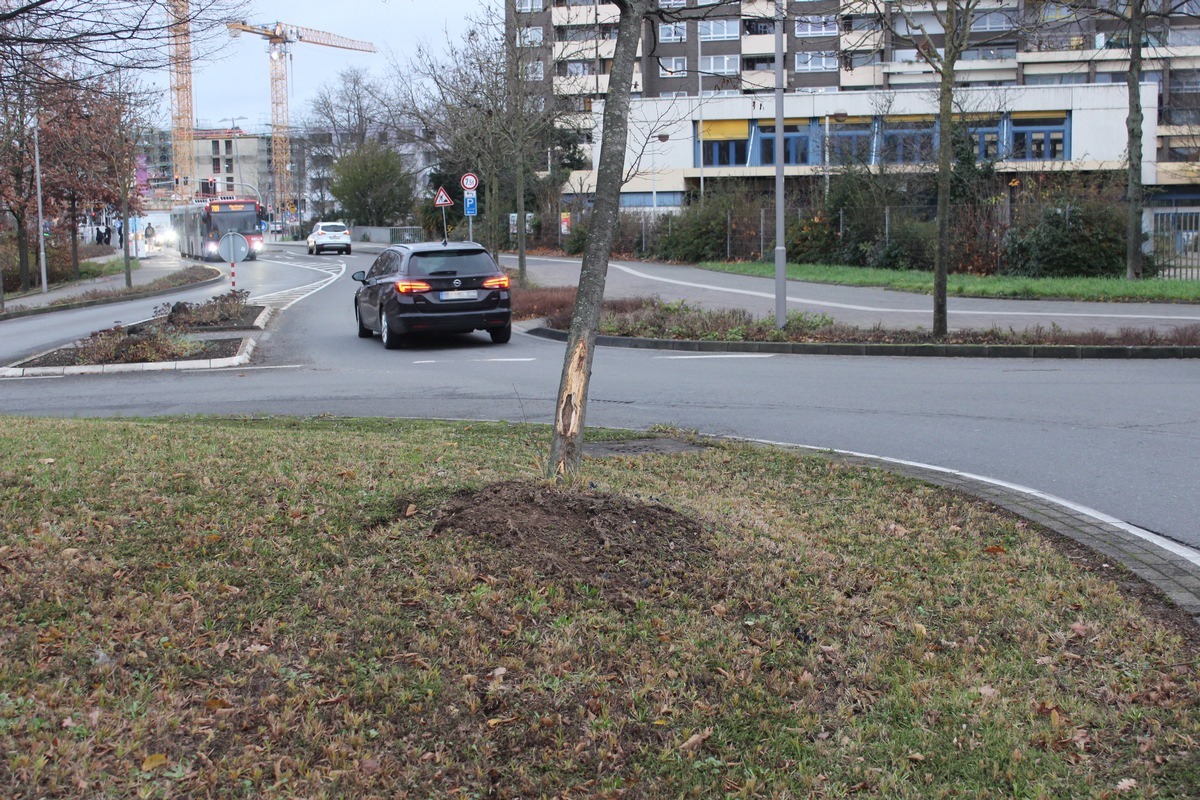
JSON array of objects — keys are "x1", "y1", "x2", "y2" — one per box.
[
  {"x1": 1, "y1": 417, "x2": 1197, "y2": 798},
  {"x1": 698, "y1": 261, "x2": 1200, "y2": 303}
]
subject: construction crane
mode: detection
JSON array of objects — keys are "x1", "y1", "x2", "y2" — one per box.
[
  {"x1": 227, "y1": 21, "x2": 376, "y2": 228},
  {"x1": 167, "y1": 0, "x2": 195, "y2": 195}
]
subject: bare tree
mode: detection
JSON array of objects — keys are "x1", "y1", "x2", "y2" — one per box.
[
  {"x1": 862, "y1": 0, "x2": 1045, "y2": 336},
  {"x1": 0, "y1": 0, "x2": 246, "y2": 86}
]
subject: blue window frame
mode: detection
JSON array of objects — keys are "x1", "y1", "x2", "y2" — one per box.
[
  {"x1": 758, "y1": 124, "x2": 810, "y2": 165},
  {"x1": 881, "y1": 125, "x2": 935, "y2": 164},
  {"x1": 701, "y1": 139, "x2": 749, "y2": 166},
  {"x1": 1008, "y1": 116, "x2": 1068, "y2": 160}
]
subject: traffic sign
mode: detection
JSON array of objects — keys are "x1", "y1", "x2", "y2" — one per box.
[
  {"x1": 460, "y1": 173, "x2": 479, "y2": 191},
  {"x1": 218, "y1": 232, "x2": 249, "y2": 263},
  {"x1": 464, "y1": 190, "x2": 477, "y2": 217},
  {"x1": 434, "y1": 186, "x2": 453, "y2": 207}
]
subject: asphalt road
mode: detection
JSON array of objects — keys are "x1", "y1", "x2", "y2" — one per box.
[{"x1": 1, "y1": 245, "x2": 1197, "y2": 549}]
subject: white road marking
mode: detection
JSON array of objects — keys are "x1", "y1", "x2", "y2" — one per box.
[
  {"x1": 607, "y1": 263, "x2": 1200, "y2": 322},
  {"x1": 749, "y1": 436, "x2": 1200, "y2": 567},
  {"x1": 250, "y1": 262, "x2": 345, "y2": 310}
]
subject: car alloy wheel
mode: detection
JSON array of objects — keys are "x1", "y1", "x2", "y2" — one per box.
[{"x1": 381, "y1": 311, "x2": 402, "y2": 350}]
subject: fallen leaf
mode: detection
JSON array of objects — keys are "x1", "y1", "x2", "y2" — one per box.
[
  {"x1": 487, "y1": 716, "x2": 518, "y2": 728},
  {"x1": 405, "y1": 504, "x2": 418, "y2": 518},
  {"x1": 205, "y1": 698, "x2": 231, "y2": 710},
  {"x1": 907, "y1": 752, "x2": 926, "y2": 762},
  {"x1": 1115, "y1": 778, "x2": 1138, "y2": 793},
  {"x1": 984, "y1": 545, "x2": 1007, "y2": 554},
  {"x1": 39, "y1": 458, "x2": 55, "y2": 465},
  {"x1": 678, "y1": 728, "x2": 712, "y2": 753},
  {"x1": 978, "y1": 685, "x2": 999, "y2": 699},
  {"x1": 1070, "y1": 621, "x2": 1089, "y2": 638},
  {"x1": 141, "y1": 754, "x2": 168, "y2": 771},
  {"x1": 360, "y1": 758, "x2": 381, "y2": 775}
]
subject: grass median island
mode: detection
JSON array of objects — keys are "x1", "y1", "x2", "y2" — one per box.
[
  {"x1": 698, "y1": 261, "x2": 1200, "y2": 303},
  {"x1": 2, "y1": 417, "x2": 1197, "y2": 798}
]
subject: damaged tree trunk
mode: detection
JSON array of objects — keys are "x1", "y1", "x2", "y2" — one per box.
[{"x1": 545, "y1": 0, "x2": 649, "y2": 479}]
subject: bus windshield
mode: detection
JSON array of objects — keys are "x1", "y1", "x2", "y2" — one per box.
[{"x1": 211, "y1": 210, "x2": 259, "y2": 235}]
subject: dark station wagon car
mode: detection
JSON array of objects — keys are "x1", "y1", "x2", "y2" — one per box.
[{"x1": 352, "y1": 242, "x2": 512, "y2": 349}]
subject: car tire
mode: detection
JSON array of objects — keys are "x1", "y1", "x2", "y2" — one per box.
[
  {"x1": 356, "y1": 304, "x2": 372, "y2": 338},
  {"x1": 380, "y1": 312, "x2": 402, "y2": 350},
  {"x1": 307, "y1": 245, "x2": 314, "y2": 255},
  {"x1": 489, "y1": 323, "x2": 512, "y2": 344},
  {"x1": 345, "y1": 246, "x2": 352, "y2": 255}
]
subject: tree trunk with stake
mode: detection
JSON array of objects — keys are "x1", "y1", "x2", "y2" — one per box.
[{"x1": 546, "y1": 0, "x2": 648, "y2": 479}]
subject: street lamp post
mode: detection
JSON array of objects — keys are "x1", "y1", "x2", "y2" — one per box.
[
  {"x1": 823, "y1": 109, "x2": 848, "y2": 204},
  {"x1": 773, "y1": 2, "x2": 786, "y2": 328},
  {"x1": 650, "y1": 133, "x2": 669, "y2": 213},
  {"x1": 33, "y1": 115, "x2": 49, "y2": 294}
]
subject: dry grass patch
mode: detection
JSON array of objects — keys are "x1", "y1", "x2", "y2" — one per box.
[{"x1": 0, "y1": 417, "x2": 1197, "y2": 798}]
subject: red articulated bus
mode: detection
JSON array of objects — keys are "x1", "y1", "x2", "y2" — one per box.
[{"x1": 171, "y1": 196, "x2": 265, "y2": 261}]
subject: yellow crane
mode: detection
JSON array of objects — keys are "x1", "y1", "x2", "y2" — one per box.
[
  {"x1": 167, "y1": 0, "x2": 195, "y2": 194},
  {"x1": 227, "y1": 21, "x2": 376, "y2": 227}
]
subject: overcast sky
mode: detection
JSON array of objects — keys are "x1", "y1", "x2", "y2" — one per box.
[{"x1": 153, "y1": 0, "x2": 483, "y2": 131}]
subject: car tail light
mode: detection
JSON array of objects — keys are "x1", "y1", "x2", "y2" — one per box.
[
  {"x1": 395, "y1": 280, "x2": 432, "y2": 294},
  {"x1": 482, "y1": 275, "x2": 510, "y2": 289}
]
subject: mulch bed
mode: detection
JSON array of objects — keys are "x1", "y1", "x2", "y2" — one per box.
[{"x1": 12, "y1": 305, "x2": 263, "y2": 368}]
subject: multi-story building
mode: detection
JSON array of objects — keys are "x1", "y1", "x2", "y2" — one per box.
[{"x1": 511, "y1": 0, "x2": 1200, "y2": 209}]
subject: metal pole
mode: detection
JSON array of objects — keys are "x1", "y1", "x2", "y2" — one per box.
[
  {"x1": 34, "y1": 116, "x2": 49, "y2": 293},
  {"x1": 773, "y1": 2, "x2": 787, "y2": 328},
  {"x1": 823, "y1": 113, "x2": 831, "y2": 205},
  {"x1": 697, "y1": 25, "x2": 704, "y2": 201}
]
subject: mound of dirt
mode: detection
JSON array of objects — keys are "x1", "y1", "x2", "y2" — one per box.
[{"x1": 433, "y1": 480, "x2": 710, "y2": 598}]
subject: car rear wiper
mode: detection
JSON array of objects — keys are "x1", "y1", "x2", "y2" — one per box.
[{"x1": 427, "y1": 270, "x2": 458, "y2": 276}]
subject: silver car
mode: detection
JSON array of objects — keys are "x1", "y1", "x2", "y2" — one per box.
[{"x1": 306, "y1": 222, "x2": 352, "y2": 255}]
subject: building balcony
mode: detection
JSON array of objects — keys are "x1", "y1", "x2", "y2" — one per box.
[
  {"x1": 740, "y1": 69, "x2": 776, "y2": 91},
  {"x1": 840, "y1": 65, "x2": 883, "y2": 87},
  {"x1": 841, "y1": 29, "x2": 883, "y2": 53},
  {"x1": 741, "y1": 0, "x2": 776, "y2": 19},
  {"x1": 741, "y1": 33, "x2": 775, "y2": 56},
  {"x1": 550, "y1": 3, "x2": 619, "y2": 27},
  {"x1": 554, "y1": 38, "x2": 618, "y2": 60},
  {"x1": 554, "y1": 73, "x2": 611, "y2": 95}
]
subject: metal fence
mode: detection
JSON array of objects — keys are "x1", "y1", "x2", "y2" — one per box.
[{"x1": 1151, "y1": 211, "x2": 1200, "y2": 280}]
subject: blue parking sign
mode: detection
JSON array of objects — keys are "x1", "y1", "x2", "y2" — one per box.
[{"x1": 464, "y1": 190, "x2": 477, "y2": 217}]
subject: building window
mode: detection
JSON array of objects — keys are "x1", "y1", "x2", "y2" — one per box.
[
  {"x1": 516, "y1": 0, "x2": 543, "y2": 10},
  {"x1": 659, "y1": 0, "x2": 686, "y2": 5},
  {"x1": 225, "y1": 158, "x2": 233, "y2": 173},
  {"x1": 962, "y1": 45, "x2": 1016, "y2": 60},
  {"x1": 700, "y1": 54, "x2": 739, "y2": 76},
  {"x1": 226, "y1": 176, "x2": 234, "y2": 192},
  {"x1": 701, "y1": 139, "x2": 749, "y2": 167},
  {"x1": 659, "y1": 90, "x2": 689, "y2": 98},
  {"x1": 224, "y1": 139, "x2": 233, "y2": 155},
  {"x1": 659, "y1": 55, "x2": 687, "y2": 77},
  {"x1": 211, "y1": 141, "x2": 220, "y2": 156},
  {"x1": 660, "y1": 22, "x2": 686, "y2": 43},
  {"x1": 847, "y1": 51, "x2": 882, "y2": 68},
  {"x1": 795, "y1": 51, "x2": 837, "y2": 72},
  {"x1": 970, "y1": 11, "x2": 1012, "y2": 31},
  {"x1": 1009, "y1": 116, "x2": 1068, "y2": 161},
  {"x1": 526, "y1": 60, "x2": 544, "y2": 80},
  {"x1": 211, "y1": 157, "x2": 221, "y2": 172},
  {"x1": 699, "y1": 19, "x2": 739, "y2": 41},
  {"x1": 795, "y1": 15, "x2": 837, "y2": 37},
  {"x1": 759, "y1": 124, "x2": 810, "y2": 166},
  {"x1": 745, "y1": 19, "x2": 774, "y2": 36},
  {"x1": 1039, "y1": 2, "x2": 1074, "y2": 21},
  {"x1": 826, "y1": 123, "x2": 873, "y2": 165},
  {"x1": 565, "y1": 60, "x2": 596, "y2": 76},
  {"x1": 881, "y1": 125, "x2": 934, "y2": 164},
  {"x1": 518, "y1": 26, "x2": 544, "y2": 47},
  {"x1": 744, "y1": 55, "x2": 776, "y2": 71}
]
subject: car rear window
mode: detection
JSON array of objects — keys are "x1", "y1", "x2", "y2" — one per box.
[
  {"x1": 408, "y1": 250, "x2": 495, "y2": 276},
  {"x1": 320, "y1": 224, "x2": 347, "y2": 233}
]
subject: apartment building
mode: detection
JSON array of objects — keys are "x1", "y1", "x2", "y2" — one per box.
[{"x1": 511, "y1": 0, "x2": 1200, "y2": 205}]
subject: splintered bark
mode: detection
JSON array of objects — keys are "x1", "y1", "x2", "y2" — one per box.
[
  {"x1": 545, "y1": 0, "x2": 650, "y2": 480},
  {"x1": 547, "y1": 337, "x2": 591, "y2": 477}
]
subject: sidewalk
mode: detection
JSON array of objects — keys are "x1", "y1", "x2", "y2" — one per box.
[{"x1": 0, "y1": 250, "x2": 191, "y2": 315}]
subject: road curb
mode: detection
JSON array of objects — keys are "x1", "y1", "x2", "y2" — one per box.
[
  {"x1": 747, "y1": 441, "x2": 1200, "y2": 629},
  {"x1": 526, "y1": 326, "x2": 1200, "y2": 359},
  {"x1": 0, "y1": 268, "x2": 226, "y2": 321},
  {"x1": 0, "y1": 336, "x2": 256, "y2": 378}
]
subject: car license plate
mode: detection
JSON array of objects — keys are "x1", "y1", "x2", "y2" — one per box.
[{"x1": 440, "y1": 289, "x2": 476, "y2": 301}]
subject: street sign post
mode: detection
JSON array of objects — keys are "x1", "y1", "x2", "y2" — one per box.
[
  {"x1": 463, "y1": 189, "x2": 478, "y2": 241},
  {"x1": 433, "y1": 186, "x2": 454, "y2": 241},
  {"x1": 218, "y1": 232, "x2": 250, "y2": 289}
]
